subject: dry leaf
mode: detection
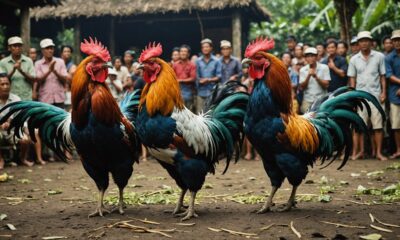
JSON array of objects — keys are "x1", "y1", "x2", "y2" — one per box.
[
  {"x1": 42, "y1": 237, "x2": 68, "y2": 240},
  {"x1": 370, "y1": 224, "x2": 393, "y2": 233},
  {"x1": 290, "y1": 221, "x2": 301, "y2": 239},
  {"x1": 359, "y1": 233, "x2": 382, "y2": 240},
  {"x1": 6, "y1": 224, "x2": 16, "y2": 231}
]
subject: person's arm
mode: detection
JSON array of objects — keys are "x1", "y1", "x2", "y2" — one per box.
[
  {"x1": 328, "y1": 58, "x2": 346, "y2": 78},
  {"x1": 16, "y1": 60, "x2": 36, "y2": 83},
  {"x1": 36, "y1": 61, "x2": 53, "y2": 83},
  {"x1": 347, "y1": 58, "x2": 356, "y2": 88},
  {"x1": 380, "y1": 75, "x2": 387, "y2": 103},
  {"x1": 208, "y1": 60, "x2": 222, "y2": 83},
  {"x1": 53, "y1": 60, "x2": 68, "y2": 85},
  {"x1": 315, "y1": 75, "x2": 329, "y2": 89},
  {"x1": 299, "y1": 68, "x2": 311, "y2": 90},
  {"x1": 385, "y1": 56, "x2": 400, "y2": 85},
  {"x1": 112, "y1": 79, "x2": 123, "y2": 93}
]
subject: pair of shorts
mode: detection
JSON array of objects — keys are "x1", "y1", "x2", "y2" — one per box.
[
  {"x1": 390, "y1": 103, "x2": 400, "y2": 129},
  {"x1": 0, "y1": 130, "x2": 15, "y2": 146},
  {"x1": 358, "y1": 101, "x2": 384, "y2": 130}
]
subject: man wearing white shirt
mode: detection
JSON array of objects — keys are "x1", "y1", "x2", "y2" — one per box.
[{"x1": 299, "y1": 47, "x2": 331, "y2": 113}]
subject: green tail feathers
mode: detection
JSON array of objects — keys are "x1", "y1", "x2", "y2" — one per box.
[
  {"x1": 0, "y1": 101, "x2": 73, "y2": 161},
  {"x1": 309, "y1": 87, "x2": 385, "y2": 169}
]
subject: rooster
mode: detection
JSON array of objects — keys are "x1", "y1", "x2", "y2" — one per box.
[
  {"x1": 0, "y1": 38, "x2": 141, "y2": 217},
  {"x1": 136, "y1": 43, "x2": 248, "y2": 220},
  {"x1": 241, "y1": 37, "x2": 385, "y2": 213}
]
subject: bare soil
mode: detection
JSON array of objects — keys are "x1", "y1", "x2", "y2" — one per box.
[{"x1": 0, "y1": 158, "x2": 399, "y2": 240}]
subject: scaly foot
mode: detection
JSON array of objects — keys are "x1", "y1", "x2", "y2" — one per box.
[
  {"x1": 88, "y1": 205, "x2": 110, "y2": 217},
  {"x1": 180, "y1": 210, "x2": 198, "y2": 221}
]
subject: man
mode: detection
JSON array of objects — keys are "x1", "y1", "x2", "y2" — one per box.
[
  {"x1": 0, "y1": 36, "x2": 35, "y2": 101},
  {"x1": 321, "y1": 40, "x2": 348, "y2": 92},
  {"x1": 219, "y1": 40, "x2": 241, "y2": 84},
  {"x1": 0, "y1": 73, "x2": 32, "y2": 169},
  {"x1": 382, "y1": 36, "x2": 394, "y2": 56},
  {"x1": 385, "y1": 30, "x2": 400, "y2": 159},
  {"x1": 286, "y1": 35, "x2": 297, "y2": 56},
  {"x1": 123, "y1": 50, "x2": 136, "y2": 74},
  {"x1": 348, "y1": 31, "x2": 387, "y2": 161},
  {"x1": 173, "y1": 44, "x2": 196, "y2": 111},
  {"x1": 35, "y1": 38, "x2": 68, "y2": 107},
  {"x1": 195, "y1": 38, "x2": 221, "y2": 113},
  {"x1": 28, "y1": 48, "x2": 38, "y2": 62},
  {"x1": 299, "y1": 47, "x2": 330, "y2": 114},
  {"x1": 316, "y1": 42, "x2": 327, "y2": 62},
  {"x1": 350, "y1": 36, "x2": 360, "y2": 56},
  {"x1": 131, "y1": 62, "x2": 146, "y2": 90},
  {"x1": 113, "y1": 56, "x2": 129, "y2": 85},
  {"x1": 281, "y1": 52, "x2": 299, "y2": 113},
  {"x1": 106, "y1": 68, "x2": 123, "y2": 101}
]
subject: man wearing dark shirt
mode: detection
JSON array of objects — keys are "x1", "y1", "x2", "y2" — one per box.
[
  {"x1": 219, "y1": 40, "x2": 241, "y2": 84},
  {"x1": 321, "y1": 40, "x2": 348, "y2": 92},
  {"x1": 173, "y1": 44, "x2": 196, "y2": 111}
]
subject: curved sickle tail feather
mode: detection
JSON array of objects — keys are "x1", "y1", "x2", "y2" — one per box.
[
  {"x1": 309, "y1": 86, "x2": 385, "y2": 170},
  {"x1": 0, "y1": 101, "x2": 74, "y2": 161},
  {"x1": 205, "y1": 81, "x2": 249, "y2": 174},
  {"x1": 120, "y1": 89, "x2": 141, "y2": 126}
]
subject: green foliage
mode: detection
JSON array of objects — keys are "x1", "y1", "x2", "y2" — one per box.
[
  {"x1": 357, "y1": 183, "x2": 400, "y2": 203},
  {"x1": 56, "y1": 28, "x2": 74, "y2": 47},
  {"x1": 0, "y1": 25, "x2": 6, "y2": 51}
]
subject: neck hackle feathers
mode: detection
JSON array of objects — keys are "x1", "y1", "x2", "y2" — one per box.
[
  {"x1": 139, "y1": 42, "x2": 163, "y2": 62},
  {"x1": 80, "y1": 37, "x2": 111, "y2": 62},
  {"x1": 245, "y1": 37, "x2": 275, "y2": 58}
]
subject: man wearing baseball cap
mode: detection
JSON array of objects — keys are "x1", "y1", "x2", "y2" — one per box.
[
  {"x1": 299, "y1": 47, "x2": 331, "y2": 114},
  {"x1": 0, "y1": 36, "x2": 36, "y2": 101},
  {"x1": 34, "y1": 38, "x2": 68, "y2": 107},
  {"x1": 385, "y1": 30, "x2": 400, "y2": 159},
  {"x1": 348, "y1": 31, "x2": 387, "y2": 161},
  {"x1": 350, "y1": 36, "x2": 360, "y2": 56},
  {"x1": 219, "y1": 40, "x2": 241, "y2": 84}
]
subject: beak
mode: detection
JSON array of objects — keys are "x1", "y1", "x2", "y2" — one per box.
[
  {"x1": 137, "y1": 63, "x2": 144, "y2": 70},
  {"x1": 241, "y1": 58, "x2": 252, "y2": 66},
  {"x1": 103, "y1": 62, "x2": 113, "y2": 69}
]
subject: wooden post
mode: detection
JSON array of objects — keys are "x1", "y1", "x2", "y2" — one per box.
[
  {"x1": 74, "y1": 19, "x2": 82, "y2": 63},
  {"x1": 20, "y1": 6, "x2": 30, "y2": 54},
  {"x1": 232, "y1": 9, "x2": 242, "y2": 58},
  {"x1": 109, "y1": 17, "x2": 115, "y2": 57}
]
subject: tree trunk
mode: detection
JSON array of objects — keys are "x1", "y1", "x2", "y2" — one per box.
[
  {"x1": 333, "y1": 0, "x2": 359, "y2": 45},
  {"x1": 20, "y1": 6, "x2": 30, "y2": 54},
  {"x1": 232, "y1": 9, "x2": 242, "y2": 58}
]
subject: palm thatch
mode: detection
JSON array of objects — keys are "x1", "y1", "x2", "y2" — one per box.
[{"x1": 31, "y1": 0, "x2": 270, "y2": 20}]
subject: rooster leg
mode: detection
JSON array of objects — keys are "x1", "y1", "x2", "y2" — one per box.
[
  {"x1": 88, "y1": 189, "x2": 110, "y2": 217},
  {"x1": 173, "y1": 189, "x2": 187, "y2": 215},
  {"x1": 278, "y1": 186, "x2": 298, "y2": 212},
  {"x1": 257, "y1": 186, "x2": 278, "y2": 214},
  {"x1": 180, "y1": 191, "x2": 198, "y2": 221},
  {"x1": 111, "y1": 187, "x2": 125, "y2": 215}
]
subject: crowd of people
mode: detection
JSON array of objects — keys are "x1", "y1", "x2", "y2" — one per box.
[{"x1": 1, "y1": 29, "x2": 400, "y2": 169}]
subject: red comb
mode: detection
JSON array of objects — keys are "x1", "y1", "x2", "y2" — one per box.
[
  {"x1": 244, "y1": 37, "x2": 275, "y2": 58},
  {"x1": 80, "y1": 37, "x2": 111, "y2": 62},
  {"x1": 139, "y1": 42, "x2": 163, "y2": 62}
]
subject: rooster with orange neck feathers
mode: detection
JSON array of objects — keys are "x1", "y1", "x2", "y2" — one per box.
[
  {"x1": 242, "y1": 37, "x2": 384, "y2": 213},
  {"x1": 136, "y1": 42, "x2": 249, "y2": 221},
  {"x1": 0, "y1": 38, "x2": 141, "y2": 217}
]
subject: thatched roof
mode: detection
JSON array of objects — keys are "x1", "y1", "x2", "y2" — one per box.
[
  {"x1": 31, "y1": 0, "x2": 270, "y2": 21},
  {"x1": 0, "y1": 0, "x2": 61, "y2": 8}
]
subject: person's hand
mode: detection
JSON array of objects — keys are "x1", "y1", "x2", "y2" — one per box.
[
  {"x1": 308, "y1": 68, "x2": 316, "y2": 77},
  {"x1": 14, "y1": 60, "x2": 21, "y2": 70},
  {"x1": 327, "y1": 58, "x2": 335, "y2": 69},
  {"x1": 380, "y1": 92, "x2": 387, "y2": 103},
  {"x1": 1, "y1": 122, "x2": 10, "y2": 131},
  {"x1": 49, "y1": 61, "x2": 56, "y2": 72},
  {"x1": 32, "y1": 91, "x2": 38, "y2": 101},
  {"x1": 229, "y1": 76, "x2": 237, "y2": 81},
  {"x1": 199, "y1": 78, "x2": 209, "y2": 84}
]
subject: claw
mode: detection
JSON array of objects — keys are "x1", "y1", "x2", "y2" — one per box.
[
  {"x1": 180, "y1": 211, "x2": 198, "y2": 221},
  {"x1": 88, "y1": 205, "x2": 110, "y2": 217}
]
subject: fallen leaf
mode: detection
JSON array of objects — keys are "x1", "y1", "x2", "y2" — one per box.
[
  {"x1": 351, "y1": 173, "x2": 360, "y2": 177},
  {"x1": 47, "y1": 190, "x2": 62, "y2": 195},
  {"x1": 42, "y1": 236, "x2": 68, "y2": 239},
  {"x1": 17, "y1": 179, "x2": 31, "y2": 184},
  {"x1": 370, "y1": 224, "x2": 393, "y2": 233},
  {"x1": 0, "y1": 173, "x2": 9, "y2": 182},
  {"x1": 6, "y1": 224, "x2": 16, "y2": 230},
  {"x1": 359, "y1": 233, "x2": 382, "y2": 240},
  {"x1": 290, "y1": 221, "x2": 301, "y2": 239},
  {"x1": 0, "y1": 213, "x2": 7, "y2": 221}
]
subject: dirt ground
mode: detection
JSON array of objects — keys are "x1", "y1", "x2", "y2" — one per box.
[{"x1": 0, "y1": 157, "x2": 399, "y2": 240}]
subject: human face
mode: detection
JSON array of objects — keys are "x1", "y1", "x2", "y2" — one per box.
[
  {"x1": 294, "y1": 46, "x2": 303, "y2": 58},
  {"x1": 326, "y1": 43, "x2": 337, "y2": 56},
  {"x1": 281, "y1": 53, "x2": 292, "y2": 67},
  {"x1": 221, "y1": 47, "x2": 232, "y2": 58},
  {"x1": 41, "y1": 46, "x2": 54, "y2": 59},
  {"x1": 358, "y1": 39, "x2": 372, "y2": 52},
  {"x1": 28, "y1": 48, "x2": 37, "y2": 61},
  {"x1": 287, "y1": 39, "x2": 296, "y2": 51},
  {"x1": 8, "y1": 44, "x2": 23, "y2": 57},
  {"x1": 337, "y1": 43, "x2": 347, "y2": 56},
  {"x1": 350, "y1": 43, "x2": 359, "y2": 54},
  {"x1": 114, "y1": 58, "x2": 122, "y2": 69},
  {"x1": 61, "y1": 47, "x2": 72, "y2": 60},
  {"x1": 171, "y1": 50, "x2": 180, "y2": 62},
  {"x1": 201, "y1": 43, "x2": 212, "y2": 56},
  {"x1": 179, "y1": 48, "x2": 190, "y2": 61},
  {"x1": 124, "y1": 53, "x2": 133, "y2": 65},
  {"x1": 0, "y1": 77, "x2": 11, "y2": 96},
  {"x1": 383, "y1": 39, "x2": 394, "y2": 53},
  {"x1": 316, "y1": 45, "x2": 325, "y2": 56},
  {"x1": 393, "y1": 38, "x2": 400, "y2": 51},
  {"x1": 305, "y1": 54, "x2": 317, "y2": 65}
]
